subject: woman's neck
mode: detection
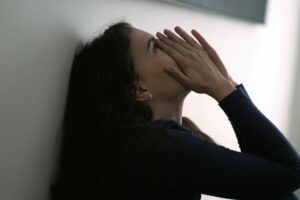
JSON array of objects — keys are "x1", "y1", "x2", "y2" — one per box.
[
  {"x1": 149, "y1": 92, "x2": 189, "y2": 125},
  {"x1": 151, "y1": 102, "x2": 183, "y2": 125}
]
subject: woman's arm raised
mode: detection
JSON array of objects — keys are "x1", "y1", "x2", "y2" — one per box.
[{"x1": 153, "y1": 27, "x2": 300, "y2": 198}]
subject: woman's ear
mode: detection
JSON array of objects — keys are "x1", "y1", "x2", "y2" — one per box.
[{"x1": 134, "y1": 81, "x2": 153, "y2": 102}]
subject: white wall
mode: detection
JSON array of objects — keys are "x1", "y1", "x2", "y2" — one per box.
[{"x1": 0, "y1": 0, "x2": 299, "y2": 200}]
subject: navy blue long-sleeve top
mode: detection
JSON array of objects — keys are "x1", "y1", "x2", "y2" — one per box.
[{"x1": 119, "y1": 84, "x2": 300, "y2": 199}]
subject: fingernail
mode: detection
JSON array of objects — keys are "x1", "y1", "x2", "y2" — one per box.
[
  {"x1": 175, "y1": 26, "x2": 181, "y2": 31},
  {"x1": 157, "y1": 32, "x2": 168, "y2": 40},
  {"x1": 156, "y1": 32, "x2": 163, "y2": 37},
  {"x1": 164, "y1": 29, "x2": 170, "y2": 33}
]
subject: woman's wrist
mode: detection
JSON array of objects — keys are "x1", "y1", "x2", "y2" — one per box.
[
  {"x1": 209, "y1": 79, "x2": 237, "y2": 103},
  {"x1": 228, "y1": 75, "x2": 238, "y2": 87}
]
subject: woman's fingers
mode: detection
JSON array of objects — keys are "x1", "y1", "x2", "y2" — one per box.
[
  {"x1": 154, "y1": 37, "x2": 186, "y2": 68},
  {"x1": 190, "y1": 28, "x2": 231, "y2": 80},
  {"x1": 165, "y1": 66, "x2": 190, "y2": 87},
  {"x1": 154, "y1": 38, "x2": 190, "y2": 85},
  {"x1": 190, "y1": 29, "x2": 214, "y2": 52},
  {"x1": 163, "y1": 29, "x2": 195, "y2": 51},
  {"x1": 174, "y1": 26, "x2": 204, "y2": 50},
  {"x1": 156, "y1": 32, "x2": 189, "y2": 57}
]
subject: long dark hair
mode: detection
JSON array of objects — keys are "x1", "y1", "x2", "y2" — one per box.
[
  {"x1": 50, "y1": 20, "x2": 215, "y2": 200},
  {"x1": 182, "y1": 116, "x2": 217, "y2": 144}
]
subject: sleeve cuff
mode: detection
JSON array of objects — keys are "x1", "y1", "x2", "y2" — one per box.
[{"x1": 218, "y1": 83, "x2": 251, "y2": 108}]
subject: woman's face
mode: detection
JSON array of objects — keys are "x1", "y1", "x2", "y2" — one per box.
[{"x1": 130, "y1": 28, "x2": 190, "y2": 102}]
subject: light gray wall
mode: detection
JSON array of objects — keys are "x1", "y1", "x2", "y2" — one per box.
[{"x1": 0, "y1": 1, "x2": 81, "y2": 200}]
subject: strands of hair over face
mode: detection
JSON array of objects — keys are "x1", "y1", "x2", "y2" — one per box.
[{"x1": 49, "y1": 20, "x2": 215, "y2": 200}]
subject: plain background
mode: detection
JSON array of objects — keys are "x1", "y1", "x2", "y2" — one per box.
[{"x1": 0, "y1": 0, "x2": 299, "y2": 199}]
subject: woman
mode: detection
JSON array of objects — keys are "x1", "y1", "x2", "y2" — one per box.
[{"x1": 50, "y1": 21, "x2": 300, "y2": 200}]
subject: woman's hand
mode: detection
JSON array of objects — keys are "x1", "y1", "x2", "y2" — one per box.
[
  {"x1": 155, "y1": 26, "x2": 236, "y2": 102},
  {"x1": 189, "y1": 29, "x2": 238, "y2": 87}
]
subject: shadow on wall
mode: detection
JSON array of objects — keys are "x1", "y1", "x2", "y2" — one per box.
[{"x1": 0, "y1": 1, "x2": 82, "y2": 200}]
